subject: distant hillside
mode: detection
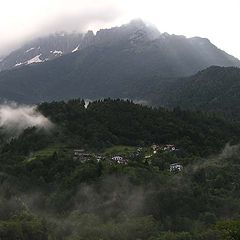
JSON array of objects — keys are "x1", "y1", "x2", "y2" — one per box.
[
  {"x1": 151, "y1": 66, "x2": 240, "y2": 119},
  {"x1": 0, "y1": 20, "x2": 239, "y2": 103}
]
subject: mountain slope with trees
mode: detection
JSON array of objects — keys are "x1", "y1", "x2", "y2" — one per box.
[
  {"x1": 1, "y1": 99, "x2": 240, "y2": 239},
  {"x1": 151, "y1": 66, "x2": 240, "y2": 119}
]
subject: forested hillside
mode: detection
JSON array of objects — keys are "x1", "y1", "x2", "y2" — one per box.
[
  {"x1": 1, "y1": 99, "x2": 240, "y2": 239},
  {"x1": 149, "y1": 66, "x2": 240, "y2": 120}
]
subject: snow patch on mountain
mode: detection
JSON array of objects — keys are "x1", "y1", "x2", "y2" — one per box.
[
  {"x1": 72, "y1": 45, "x2": 80, "y2": 53},
  {"x1": 25, "y1": 47, "x2": 35, "y2": 53},
  {"x1": 14, "y1": 62, "x2": 24, "y2": 67},
  {"x1": 27, "y1": 54, "x2": 43, "y2": 64},
  {"x1": 51, "y1": 50, "x2": 63, "y2": 55},
  {"x1": 14, "y1": 54, "x2": 44, "y2": 67},
  {"x1": 0, "y1": 32, "x2": 85, "y2": 72}
]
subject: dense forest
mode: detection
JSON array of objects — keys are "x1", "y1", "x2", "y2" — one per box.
[{"x1": 1, "y1": 99, "x2": 240, "y2": 239}]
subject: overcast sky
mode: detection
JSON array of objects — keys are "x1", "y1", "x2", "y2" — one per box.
[{"x1": 0, "y1": 0, "x2": 239, "y2": 58}]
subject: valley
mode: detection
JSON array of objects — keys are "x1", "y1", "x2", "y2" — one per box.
[
  {"x1": 1, "y1": 99, "x2": 240, "y2": 239},
  {"x1": 0, "y1": 15, "x2": 240, "y2": 240}
]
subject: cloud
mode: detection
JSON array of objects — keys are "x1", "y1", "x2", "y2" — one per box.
[
  {"x1": 0, "y1": 103, "x2": 52, "y2": 134},
  {"x1": 0, "y1": 0, "x2": 125, "y2": 56},
  {"x1": 0, "y1": 0, "x2": 240, "y2": 59},
  {"x1": 72, "y1": 176, "x2": 146, "y2": 217},
  {"x1": 218, "y1": 143, "x2": 240, "y2": 160},
  {"x1": 189, "y1": 143, "x2": 240, "y2": 174},
  {"x1": 37, "y1": 3, "x2": 123, "y2": 34}
]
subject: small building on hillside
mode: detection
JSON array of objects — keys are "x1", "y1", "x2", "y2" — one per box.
[
  {"x1": 73, "y1": 149, "x2": 92, "y2": 163},
  {"x1": 111, "y1": 156, "x2": 128, "y2": 165},
  {"x1": 96, "y1": 155, "x2": 103, "y2": 162},
  {"x1": 163, "y1": 144, "x2": 176, "y2": 152},
  {"x1": 151, "y1": 144, "x2": 160, "y2": 151},
  {"x1": 170, "y1": 163, "x2": 183, "y2": 172},
  {"x1": 74, "y1": 149, "x2": 85, "y2": 155},
  {"x1": 112, "y1": 156, "x2": 123, "y2": 161},
  {"x1": 137, "y1": 147, "x2": 143, "y2": 153},
  {"x1": 152, "y1": 144, "x2": 177, "y2": 153}
]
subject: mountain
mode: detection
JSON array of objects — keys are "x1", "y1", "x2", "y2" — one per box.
[
  {"x1": 0, "y1": 20, "x2": 160, "y2": 72},
  {"x1": 0, "y1": 31, "x2": 95, "y2": 71},
  {"x1": 0, "y1": 20, "x2": 239, "y2": 103},
  {"x1": 151, "y1": 66, "x2": 240, "y2": 119}
]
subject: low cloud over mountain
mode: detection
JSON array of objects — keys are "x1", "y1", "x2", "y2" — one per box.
[{"x1": 0, "y1": 103, "x2": 52, "y2": 134}]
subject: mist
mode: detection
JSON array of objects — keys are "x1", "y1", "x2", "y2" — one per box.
[
  {"x1": 0, "y1": 173, "x2": 155, "y2": 239},
  {"x1": 0, "y1": 103, "x2": 52, "y2": 134},
  {"x1": 1, "y1": 0, "x2": 240, "y2": 58},
  {"x1": 0, "y1": 0, "x2": 124, "y2": 56}
]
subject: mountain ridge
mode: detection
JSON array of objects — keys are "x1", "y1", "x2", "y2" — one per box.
[
  {"x1": 1, "y1": 19, "x2": 239, "y2": 73},
  {"x1": 0, "y1": 20, "x2": 239, "y2": 104}
]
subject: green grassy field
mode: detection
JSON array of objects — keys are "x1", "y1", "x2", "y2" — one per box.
[
  {"x1": 103, "y1": 145, "x2": 153, "y2": 157},
  {"x1": 104, "y1": 145, "x2": 137, "y2": 156},
  {"x1": 25, "y1": 144, "x2": 67, "y2": 162}
]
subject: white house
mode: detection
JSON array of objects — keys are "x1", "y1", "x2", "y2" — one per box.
[
  {"x1": 111, "y1": 156, "x2": 128, "y2": 165},
  {"x1": 74, "y1": 149, "x2": 85, "y2": 156},
  {"x1": 163, "y1": 145, "x2": 176, "y2": 151},
  {"x1": 73, "y1": 149, "x2": 92, "y2": 163},
  {"x1": 170, "y1": 163, "x2": 183, "y2": 172},
  {"x1": 112, "y1": 156, "x2": 123, "y2": 161}
]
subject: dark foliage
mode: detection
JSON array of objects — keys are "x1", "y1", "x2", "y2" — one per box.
[{"x1": 0, "y1": 99, "x2": 240, "y2": 239}]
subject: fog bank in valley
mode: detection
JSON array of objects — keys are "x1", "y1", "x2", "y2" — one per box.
[{"x1": 0, "y1": 103, "x2": 52, "y2": 134}]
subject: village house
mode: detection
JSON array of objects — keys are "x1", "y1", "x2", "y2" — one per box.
[
  {"x1": 73, "y1": 149, "x2": 85, "y2": 156},
  {"x1": 170, "y1": 163, "x2": 183, "y2": 172},
  {"x1": 111, "y1": 156, "x2": 128, "y2": 165},
  {"x1": 162, "y1": 144, "x2": 176, "y2": 152},
  {"x1": 112, "y1": 156, "x2": 123, "y2": 161},
  {"x1": 96, "y1": 155, "x2": 103, "y2": 162},
  {"x1": 151, "y1": 144, "x2": 177, "y2": 153},
  {"x1": 137, "y1": 147, "x2": 142, "y2": 152},
  {"x1": 151, "y1": 144, "x2": 160, "y2": 151},
  {"x1": 73, "y1": 149, "x2": 92, "y2": 163}
]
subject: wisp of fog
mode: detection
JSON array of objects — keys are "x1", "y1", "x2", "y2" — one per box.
[{"x1": 0, "y1": 103, "x2": 52, "y2": 134}]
